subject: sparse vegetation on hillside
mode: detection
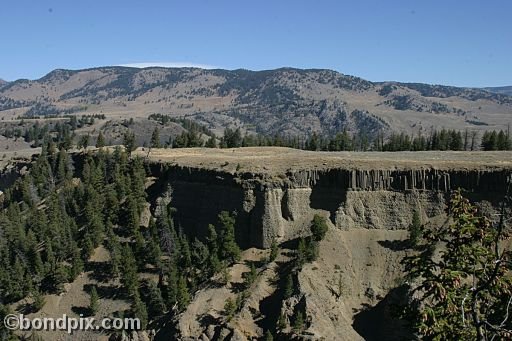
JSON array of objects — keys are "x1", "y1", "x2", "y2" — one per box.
[{"x1": 0, "y1": 141, "x2": 247, "y2": 338}]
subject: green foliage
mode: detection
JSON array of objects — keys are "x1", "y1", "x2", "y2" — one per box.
[
  {"x1": 221, "y1": 128, "x2": 242, "y2": 148},
  {"x1": 292, "y1": 311, "x2": 304, "y2": 332},
  {"x1": 243, "y1": 263, "x2": 258, "y2": 288},
  {"x1": 296, "y1": 237, "x2": 319, "y2": 268},
  {"x1": 219, "y1": 266, "x2": 231, "y2": 285},
  {"x1": 277, "y1": 312, "x2": 287, "y2": 330},
  {"x1": 283, "y1": 273, "x2": 294, "y2": 299},
  {"x1": 265, "y1": 330, "x2": 274, "y2": 341},
  {"x1": 481, "y1": 129, "x2": 512, "y2": 150},
  {"x1": 224, "y1": 297, "x2": 237, "y2": 322},
  {"x1": 269, "y1": 238, "x2": 279, "y2": 262},
  {"x1": 150, "y1": 127, "x2": 161, "y2": 148},
  {"x1": 131, "y1": 295, "x2": 148, "y2": 330},
  {"x1": 123, "y1": 130, "x2": 136, "y2": 154},
  {"x1": 205, "y1": 135, "x2": 217, "y2": 148},
  {"x1": 310, "y1": 214, "x2": 328, "y2": 241},
  {"x1": 32, "y1": 289, "x2": 46, "y2": 312},
  {"x1": 95, "y1": 131, "x2": 106, "y2": 148},
  {"x1": 403, "y1": 189, "x2": 512, "y2": 340},
  {"x1": 121, "y1": 245, "x2": 139, "y2": 297},
  {"x1": 0, "y1": 304, "x2": 15, "y2": 340},
  {"x1": 215, "y1": 211, "x2": 241, "y2": 263},
  {"x1": 89, "y1": 286, "x2": 99, "y2": 316},
  {"x1": 146, "y1": 281, "x2": 166, "y2": 318},
  {"x1": 172, "y1": 129, "x2": 203, "y2": 148},
  {"x1": 176, "y1": 275, "x2": 190, "y2": 311},
  {"x1": 78, "y1": 134, "x2": 90, "y2": 150}
]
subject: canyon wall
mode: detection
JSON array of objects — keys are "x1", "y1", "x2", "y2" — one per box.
[{"x1": 149, "y1": 163, "x2": 511, "y2": 248}]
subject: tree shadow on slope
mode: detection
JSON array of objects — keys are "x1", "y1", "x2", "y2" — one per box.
[
  {"x1": 85, "y1": 261, "x2": 113, "y2": 283},
  {"x1": 352, "y1": 285, "x2": 414, "y2": 341},
  {"x1": 377, "y1": 239, "x2": 411, "y2": 251},
  {"x1": 256, "y1": 258, "x2": 295, "y2": 334}
]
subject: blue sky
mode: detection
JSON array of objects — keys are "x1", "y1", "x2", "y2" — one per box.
[{"x1": 1, "y1": 0, "x2": 510, "y2": 87}]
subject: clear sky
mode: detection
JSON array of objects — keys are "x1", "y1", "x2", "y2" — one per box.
[{"x1": 1, "y1": 0, "x2": 510, "y2": 87}]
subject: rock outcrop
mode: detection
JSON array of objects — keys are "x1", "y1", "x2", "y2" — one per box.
[{"x1": 148, "y1": 162, "x2": 512, "y2": 248}]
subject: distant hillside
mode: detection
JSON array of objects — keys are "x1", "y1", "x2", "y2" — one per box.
[
  {"x1": 484, "y1": 86, "x2": 512, "y2": 97},
  {"x1": 0, "y1": 67, "x2": 511, "y2": 138},
  {"x1": 0, "y1": 79, "x2": 7, "y2": 87}
]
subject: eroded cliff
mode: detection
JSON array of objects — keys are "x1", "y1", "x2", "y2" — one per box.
[{"x1": 144, "y1": 148, "x2": 512, "y2": 248}]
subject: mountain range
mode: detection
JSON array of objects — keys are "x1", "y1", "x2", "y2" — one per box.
[{"x1": 0, "y1": 67, "x2": 510, "y2": 137}]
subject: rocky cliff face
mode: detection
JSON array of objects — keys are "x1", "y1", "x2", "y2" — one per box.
[{"x1": 149, "y1": 163, "x2": 511, "y2": 248}]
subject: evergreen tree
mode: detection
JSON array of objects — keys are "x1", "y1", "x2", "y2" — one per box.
[
  {"x1": 310, "y1": 214, "x2": 328, "y2": 241},
  {"x1": 296, "y1": 238, "x2": 307, "y2": 268},
  {"x1": 224, "y1": 297, "x2": 237, "y2": 321},
  {"x1": 89, "y1": 286, "x2": 99, "y2": 316},
  {"x1": 79, "y1": 134, "x2": 90, "y2": 151},
  {"x1": 244, "y1": 263, "x2": 257, "y2": 288},
  {"x1": 95, "y1": 131, "x2": 106, "y2": 148},
  {"x1": 70, "y1": 246, "x2": 84, "y2": 280},
  {"x1": 150, "y1": 127, "x2": 161, "y2": 148},
  {"x1": 32, "y1": 289, "x2": 46, "y2": 312},
  {"x1": 269, "y1": 238, "x2": 278, "y2": 262},
  {"x1": 123, "y1": 130, "x2": 137, "y2": 155},
  {"x1": 146, "y1": 281, "x2": 166, "y2": 317},
  {"x1": 217, "y1": 211, "x2": 241, "y2": 263},
  {"x1": 176, "y1": 275, "x2": 190, "y2": 311},
  {"x1": 205, "y1": 135, "x2": 217, "y2": 148},
  {"x1": 277, "y1": 313, "x2": 287, "y2": 330},
  {"x1": 131, "y1": 294, "x2": 148, "y2": 330},
  {"x1": 284, "y1": 273, "x2": 294, "y2": 299},
  {"x1": 164, "y1": 262, "x2": 178, "y2": 310},
  {"x1": 121, "y1": 245, "x2": 139, "y2": 297},
  {"x1": 293, "y1": 311, "x2": 304, "y2": 332}
]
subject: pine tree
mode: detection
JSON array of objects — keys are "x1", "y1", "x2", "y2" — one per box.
[
  {"x1": 277, "y1": 312, "x2": 287, "y2": 330},
  {"x1": 310, "y1": 214, "x2": 328, "y2": 241},
  {"x1": 150, "y1": 127, "x2": 161, "y2": 148},
  {"x1": 131, "y1": 294, "x2": 148, "y2": 329},
  {"x1": 205, "y1": 135, "x2": 217, "y2": 148},
  {"x1": 269, "y1": 238, "x2": 278, "y2": 262},
  {"x1": 70, "y1": 246, "x2": 84, "y2": 280},
  {"x1": 95, "y1": 131, "x2": 106, "y2": 148},
  {"x1": 293, "y1": 311, "x2": 304, "y2": 332},
  {"x1": 146, "y1": 281, "x2": 166, "y2": 317},
  {"x1": 89, "y1": 286, "x2": 99, "y2": 316},
  {"x1": 79, "y1": 134, "x2": 90, "y2": 151},
  {"x1": 56, "y1": 148, "x2": 71, "y2": 183},
  {"x1": 217, "y1": 211, "x2": 241, "y2": 263},
  {"x1": 123, "y1": 130, "x2": 136, "y2": 155},
  {"x1": 176, "y1": 275, "x2": 190, "y2": 311},
  {"x1": 284, "y1": 273, "x2": 293, "y2": 299},
  {"x1": 51, "y1": 263, "x2": 69, "y2": 293},
  {"x1": 224, "y1": 297, "x2": 237, "y2": 321},
  {"x1": 206, "y1": 224, "x2": 222, "y2": 274},
  {"x1": 296, "y1": 238, "x2": 306, "y2": 268},
  {"x1": 121, "y1": 245, "x2": 139, "y2": 297},
  {"x1": 32, "y1": 289, "x2": 46, "y2": 312}
]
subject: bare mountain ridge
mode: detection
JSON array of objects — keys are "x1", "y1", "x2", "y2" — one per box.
[
  {"x1": 484, "y1": 85, "x2": 512, "y2": 97},
  {"x1": 0, "y1": 66, "x2": 511, "y2": 137}
]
